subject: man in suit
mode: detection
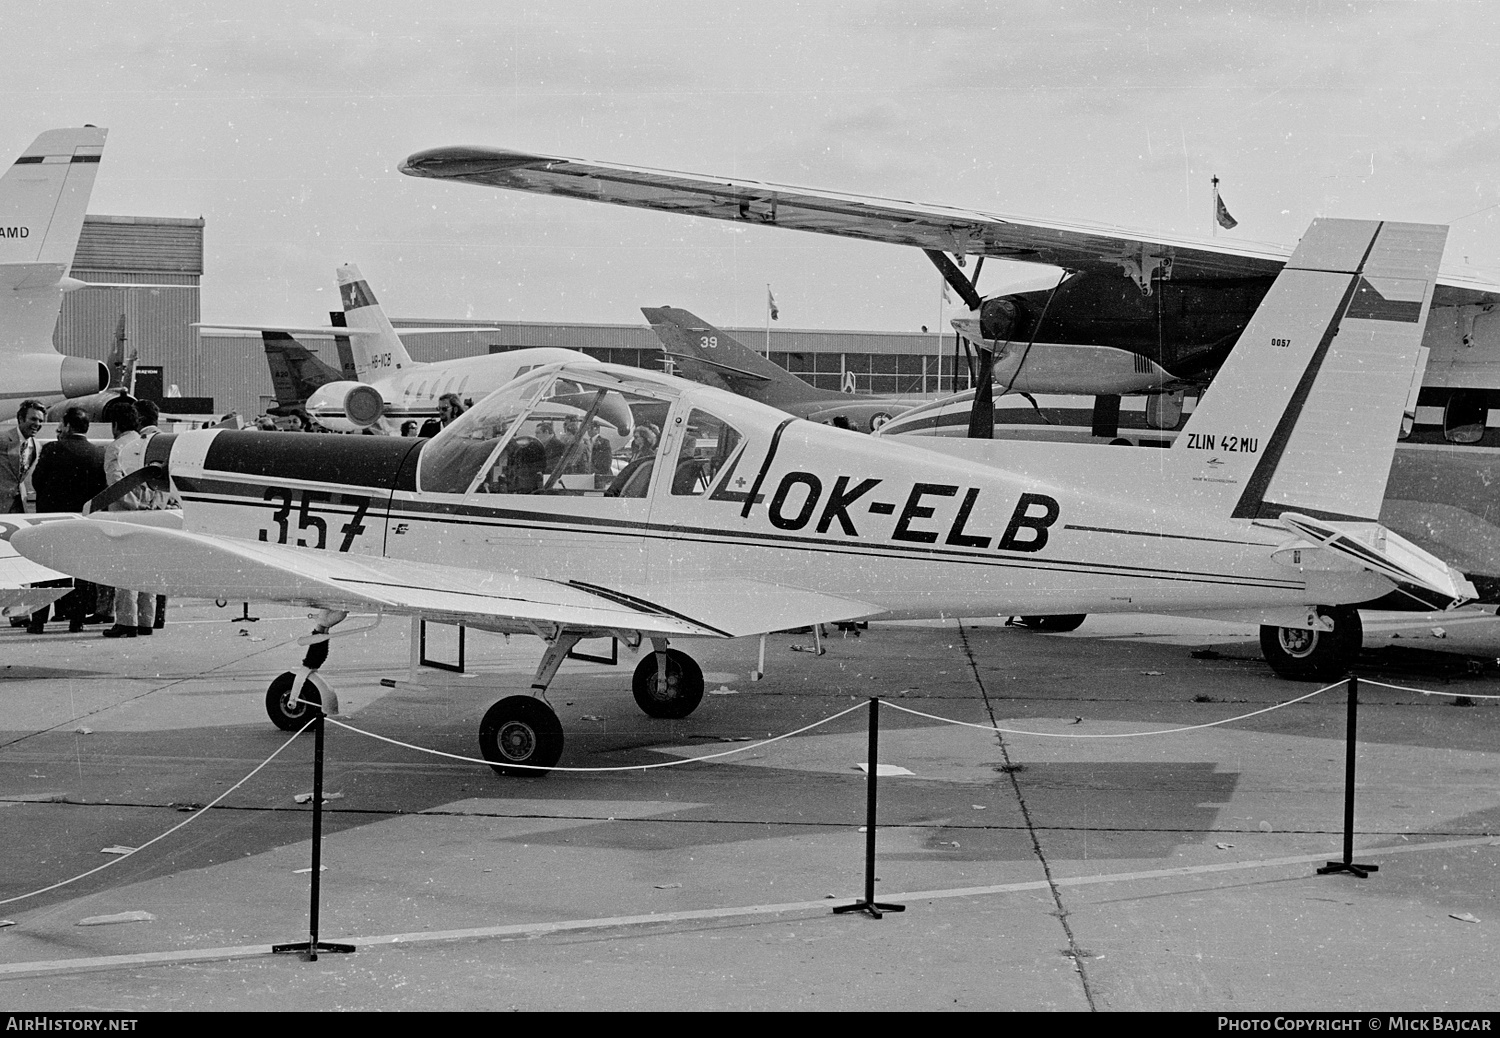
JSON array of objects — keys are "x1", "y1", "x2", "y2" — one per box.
[
  {"x1": 0, "y1": 399, "x2": 46, "y2": 513},
  {"x1": 29, "y1": 406, "x2": 108, "y2": 632}
]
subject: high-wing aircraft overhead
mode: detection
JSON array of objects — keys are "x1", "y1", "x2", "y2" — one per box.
[
  {"x1": 398, "y1": 144, "x2": 1500, "y2": 400},
  {"x1": 641, "y1": 305, "x2": 922, "y2": 432},
  {"x1": 15, "y1": 218, "x2": 1473, "y2": 773},
  {"x1": 198, "y1": 264, "x2": 593, "y2": 432}
]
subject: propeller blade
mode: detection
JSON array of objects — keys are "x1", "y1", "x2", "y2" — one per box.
[
  {"x1": 84, "y1": 464, "x2": 169, "y2": 515},
  {"x1": 967, "y1": 347, "x2": 996, "y2": 440}
]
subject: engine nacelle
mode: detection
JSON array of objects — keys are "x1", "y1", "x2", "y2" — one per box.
[
  {"x1": 0, "y1": 352, "x2": 108, "y2": 404},
  {"x1": 305, "y1": 380, "x2": 385, "y2": 431}
]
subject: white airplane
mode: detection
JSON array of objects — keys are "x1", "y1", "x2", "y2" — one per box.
[
  {"x1": 14, "y1": 218, "x2": 1470, "y2": 776},
  {"x1": 398, "y1": 143, "x2": 1500, "y2": 667},
  {"x1": 198, "y1": 265, "x2": 591, "y2": 432},
  {"x1": 0, "y1": 127, "x2": 111, "y2": 404}
]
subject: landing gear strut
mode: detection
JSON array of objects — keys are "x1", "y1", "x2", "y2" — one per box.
[
  {"x1": 265, "y1": 610, "x2": 346, "y2": 730},
  {"x1": 475, "y1": 630, "x2": 581, "y2": 777}
]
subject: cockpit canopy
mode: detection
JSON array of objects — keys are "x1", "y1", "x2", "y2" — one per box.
[{"x1": 419, "y1": 363, "x2": 687, "y2": 496}]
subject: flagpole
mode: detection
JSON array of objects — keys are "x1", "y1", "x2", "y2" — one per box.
[
  {"x1": 765, "y1": 283, "x2": 771, "y2": 358},
  {"x1": 935, "y1": 275, "x2": 945, "y2": 397}
]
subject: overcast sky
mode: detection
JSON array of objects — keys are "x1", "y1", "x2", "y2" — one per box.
[{"x1": 6, "y1": 0, "x2": 1500, "y2": 333}]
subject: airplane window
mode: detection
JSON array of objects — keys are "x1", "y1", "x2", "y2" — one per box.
[
  {"x1": 671, "y1": 409, "x2": 743, "y2": 496},
  {"x1": 1444, "y1": 390, "x2": 1489, "y2": 445}
]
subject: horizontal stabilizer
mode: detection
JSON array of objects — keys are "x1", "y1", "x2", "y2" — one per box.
[
  {"x1": 195, "y1": 323, "x2": 496, "y2": 338},
  {"x1": 659, "y1": 351, "x2": 774, "y2": 383},
  {"x1": 1275, "y1": 512, "x2": 1477, "y2": 611}
]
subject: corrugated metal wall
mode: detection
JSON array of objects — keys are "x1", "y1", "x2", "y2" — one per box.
[{"x1": 55, "y1": 214, "x2": 204, "y2": 397}]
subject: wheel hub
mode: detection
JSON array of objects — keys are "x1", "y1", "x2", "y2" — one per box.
[
  {"x1": 497, "y1": 721, "x2": 537, "y2": 761},
  {"x1": 1278, "y1": 628, "x2": 1318, "y2": 658}
]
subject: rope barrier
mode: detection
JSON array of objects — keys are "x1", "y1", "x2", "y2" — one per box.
[
  {"x1": 324, "y1": 700, "x2": 867, "y2": 772},
  {"x1": 1361, "y1": 678, "x2": 1500, "y2": 700},
  {"x1": 883, "y1": 680, "x2": 1345, "y2": 738},
  {"x1": 0, "y1": 719, "x2": 314, "y2": 908}
]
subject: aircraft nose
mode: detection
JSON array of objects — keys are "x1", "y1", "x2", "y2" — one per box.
[{"x1": 949, "y1": 311, "x2": 982, "y2": 342}]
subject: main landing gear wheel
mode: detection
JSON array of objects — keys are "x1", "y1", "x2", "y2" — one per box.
[
  {"x1": 1259, "y1": 606, "x2": 1363, "y2": 681},
  {"x1": 265, "y1": 671, "x2": 321, "y2": 731},
  {"x1": 479, "y1": 696, "x2": 565, "y2": 777},
  {"x1": 1013, "y1": 614, "x2": 1087, "y2": 633},
  {"x1": 632, "y1": 649, "x2": 704, "y2": 719}
]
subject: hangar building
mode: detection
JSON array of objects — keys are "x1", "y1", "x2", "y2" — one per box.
[{"x1": 54, "y1": 215, "x2": 966, "y2": 419}]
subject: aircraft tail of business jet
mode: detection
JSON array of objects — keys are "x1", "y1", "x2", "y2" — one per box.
[
  {"x1": 0, "y1": 127, "x2": 110, "y2": 401},
  {"x1": 335, "y1": 263, "x2": 418, "y2": 380},
  {"x1": 1167, "y1": 218, "x2": 1467, "y2": 609}
]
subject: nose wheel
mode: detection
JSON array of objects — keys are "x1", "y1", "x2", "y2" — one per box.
[{"x1": 266, "y1": 671, "x2": 322, "y2": 730}]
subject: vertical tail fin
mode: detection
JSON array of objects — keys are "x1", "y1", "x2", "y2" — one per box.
[
  {"x1": 0, "y1": 127, "x2": 107, "y2": 355},
  {"x1": 1172, "y1": 218, "x2": 1445, "y2": 522},
  {"x1": 0, "y1": 126, "x2": 105, "y2": 268},
  {"x1": 641, "y1": 305, "x2": 822, "y2": 403},
  {"x1": 336, "y1": 264, "x2": 416, "y2": 379},
  {"x1": 261, "y1": 332, "x2": 344, "y2": 408}
]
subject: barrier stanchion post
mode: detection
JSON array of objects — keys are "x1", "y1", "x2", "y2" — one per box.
[
  {"x1": 274, "y1": 704, "x2": 355, "y2": 960},
  {"x1": 835, "y1": 697, "x2": 905, "y2": 919},
  {"x1": 1318, "y1": 675, "x2": 1378, "y2": 879}
]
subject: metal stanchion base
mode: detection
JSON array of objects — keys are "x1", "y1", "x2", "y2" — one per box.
[
  {"x1": 271, "y1": 941, "x2": 355, "y2": 961},
  {"x1": 833, "y1": 900, "x2": 905, "y2": 919},
  {"x1": 1317, "y1": 861, "x2": 1378, "y2": 878},
  {"x1": 231, "y1": 602, "x2": 258, "y2": 623}
]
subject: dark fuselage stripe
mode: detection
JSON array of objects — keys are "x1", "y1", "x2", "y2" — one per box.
[{"x1": 179, "y1": 487, "x2": 1303, "y2": 592}]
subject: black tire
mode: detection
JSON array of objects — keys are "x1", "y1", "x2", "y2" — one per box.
[
  {"x1": 1259, "y1": 606, "x2": 1363, "y2": 681},
  {"x1": 1014, "y1": 614, "x2": 1087, "y2": 633},
  {"x1": 632, "y1": 649, "x2": 705, "y2": 719},
  {"x1": 479, "y1": 696, "x2": 564, "y2": 777},
  {"x1": 265, "y1": 671, "x2": 320, "y2": 731}
]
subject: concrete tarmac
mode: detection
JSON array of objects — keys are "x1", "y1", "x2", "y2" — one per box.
[{"x1": 1, "y1": 602, "x2": 1498, "y2": 1011}]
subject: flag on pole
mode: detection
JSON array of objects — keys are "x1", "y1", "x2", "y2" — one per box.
[
  {"x1": 1213, "y1": 176, "x2": 1238, "y2": 230},
  {"x1": 767, "y1": 286, "x2": 779, "y2": 321}
]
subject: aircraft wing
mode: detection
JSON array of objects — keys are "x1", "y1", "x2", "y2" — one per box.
[
  {"x1": 11, "y1": 519, "x2": 881, "y2": 638},
  {"x1": 400, "y1": 147, "x2": 1500, "y2": 302}
]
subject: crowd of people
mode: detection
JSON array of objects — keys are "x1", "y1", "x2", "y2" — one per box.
[{"x1": 4, "y1": 397, "x2": 171, "y2": 637}]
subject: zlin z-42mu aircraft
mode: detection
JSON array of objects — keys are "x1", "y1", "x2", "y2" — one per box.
[
  {"x1": 15, "y1": 219, "x2": 1472, "y2": 777},
  {"x1": 397, "y1": 146, "x2": 1500, "y2": 610}
]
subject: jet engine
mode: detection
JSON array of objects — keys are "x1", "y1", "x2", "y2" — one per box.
[
  {"x1": 2, "y1": 352, "x2": 108, "y2": 402},
  {"x1": 305, "y1": 380, "x2": 385, "y2": 430}
]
